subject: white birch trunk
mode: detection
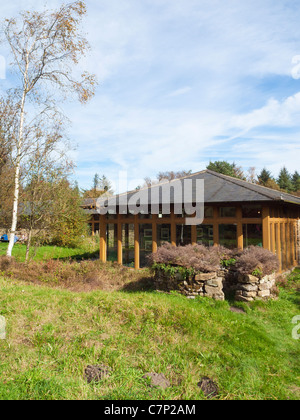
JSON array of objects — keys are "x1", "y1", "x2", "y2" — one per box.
[{"x1": 6, "y1": 70, "x2": 27, "y2": 257}]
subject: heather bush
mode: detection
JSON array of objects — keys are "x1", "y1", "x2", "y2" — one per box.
[
  {"x1": 149, "y1": 243, "x2": 221, "y2": 273},
  {"x1": 150, "y1": 243, "x2": 279, "y2": 277},
  {"x1": 235, "y1": 246, "x2": 279, "y2": 278}
]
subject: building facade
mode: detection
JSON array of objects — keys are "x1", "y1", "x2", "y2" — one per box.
[{"x1": 86, "y1": 170, "x2": 300, "y2": 272}]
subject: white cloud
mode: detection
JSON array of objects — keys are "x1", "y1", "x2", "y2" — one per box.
[
  {"x1": 231, "y1": 92, "x2": 300, "y2": 130},
  {"x1": 2, "y1": 0, "x2": 300, "y2": 187}
]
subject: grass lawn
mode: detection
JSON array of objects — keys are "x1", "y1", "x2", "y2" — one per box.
[
  {"x1": 0, "y1": 242, "x2": 99, "y2": 262},
  {"x1": 0, "y1": 272, "x2": 299, "y2": 400}
]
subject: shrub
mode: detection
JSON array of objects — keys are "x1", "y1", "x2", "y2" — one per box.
[
  {"x1": 235, "y1": 246, "x2": 279, "y2": 278},
  {"x1": 149, "y1": 243, "x2": 222, "y2": 273},
  {"x1": 149, "y1": 244, "x2": 279, "y2": 278}
]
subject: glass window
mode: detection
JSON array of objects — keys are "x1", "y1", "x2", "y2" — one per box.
[
  {"x1": 242, "y1": 205, "x2": 262, "y2": 218},
  {"x1": 107, "y1": 224, "x2": 118, "y2": 262},
  {"x1": 219, "y1": 207, "x2": 236, "y2": 218},
  {"x1": 219, "y1": 224, "x2": 237, "y2": 249},
  {"x1": 157, "y1": 224, "x2": 171, "y2": 246},
  {"x1": 93, "y1": 214, "x2": 100, "y2": 221},
  {"x1": 122, "y1": 224, "x2": 135, "y2": 267},
  {"x1": 196, "y1": 225, "x2": 214, "y2": 247},
  {"x1": 139, "y1": 224, "x2": 153, "y2": 267},
  {"x1": 243, "y1": 224, "x2": 262, "y2": 248},
  {"x1": 176, "y1": 225, "x2": 191, "y2": 246}
]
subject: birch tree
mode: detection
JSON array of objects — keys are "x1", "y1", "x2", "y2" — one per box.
[
  {"x1": 2, "y1": 1, "x2": 96, "y2": 256},
  {"x1": 0, "y1": 97, "x2": 18, "y2": 229}
]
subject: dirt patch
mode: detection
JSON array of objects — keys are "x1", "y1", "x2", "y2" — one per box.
[
  {"x1": 197, "y1": 377, "x2": 219, "y2": 399},
  {"x1": 229, "y1": 306, "x2": 246, "y2": 314},
  {"x1": 143, "y1": 373, "x2": 171, "y2": 390},
  {"x1": 84, "y1": 364, "x2": 112, "y2": 384}
]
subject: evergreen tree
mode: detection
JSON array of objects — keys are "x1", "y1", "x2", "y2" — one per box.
[
  {"x1": 258, "y1": 168, "x2": 272, "y2": 186},
  {"x1": 93, "y1": 173, "x2": 100, "y2": 192},
  {"x1": 206, "y1": 161, "x2": 245, "y2": 180},
  {"x1": 291, "y1": 171, "x2": 300, "y2": 193},
  {"x1": 277, "y1": 167, "x2": 293, "y2": 192},
  {"x1": 99, "y1": 175, "x2": 113, "y2": 194}
]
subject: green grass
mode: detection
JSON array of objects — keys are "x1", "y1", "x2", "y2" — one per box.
[
  {"x1": 0, "y1": 242, "x2": 99, "y2": 262},
  {"x1": 0, "y1": 275, "x2": 299, "y2": 400}
]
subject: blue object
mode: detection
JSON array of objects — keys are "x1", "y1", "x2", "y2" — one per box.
[{"x1": 1, "y1": 234, "x2": 18, "y2": 243}]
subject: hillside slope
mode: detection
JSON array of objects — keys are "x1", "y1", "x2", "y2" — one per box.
[{"x1": 0, "y1": 277, "x2": 299, "y2": 400}]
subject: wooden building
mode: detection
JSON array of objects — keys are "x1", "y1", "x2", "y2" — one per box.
[{"x1": 86, "y1": 170, "x2": 300, "y2": 271}]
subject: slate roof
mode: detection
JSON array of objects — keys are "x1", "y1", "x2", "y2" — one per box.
[
  {"x1": 88, "y1": 170, "x2": 300, "y2": 211},
  {"x1": 194, "y1": 170, "x2": 300, "y2": 204}
]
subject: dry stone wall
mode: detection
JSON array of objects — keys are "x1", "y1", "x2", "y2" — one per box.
[
  {"x1": 234, "y1": 272, "x2": 276, "y2": 302},
  {"x1": 154, "y1": 267, "x2": 277, "y2": 302}
]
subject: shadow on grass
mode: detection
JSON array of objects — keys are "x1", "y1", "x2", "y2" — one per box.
[
  {"x1": 53, "y1": 250, "x2": 100, "y2": 262},
  {"x1": 122, "y1": 276, "x2": 155, "y2": 293}
]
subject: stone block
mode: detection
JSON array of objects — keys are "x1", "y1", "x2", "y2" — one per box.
[
  {"x1": 206, "y1": 278, "x2": 223, "y2": 288},
  {"x1": 242, "y1": 291, "x2": 257, "y2": 298},
  {"x1": 208, "y1": 292, "x2": 225, "y2": 301},
  {"x1": 258, "y1": 282, "x2": 272, "y2": 291},
  {"x1": 257, "y1": 289, "x2": 271, "y2": 298},
  {"x1": 204, "y1": 285, "x2": 225, "y2": 301},
  {"x1": 260, "y1": 273, "x2": 276, "y2": 284},
  {"x1": 195, "y1": 273, "x2": 217, "y2": 281},
  {"x1": 239, "y1": 284, "x2": 258, "y2": 292},
  {"x1": 242, "y1": 274, "x2": 260, "y2": 284}
]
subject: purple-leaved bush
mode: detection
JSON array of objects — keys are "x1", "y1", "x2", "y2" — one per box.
[
  {"x1": 235, "y1": 246, "x2": 279, "y2": 277},
  {"x1": 149, "y1": 243, "x2": 279, "y2": 277},
  {"x1": 149, "y1": 243, "x2": 222, "y2": 273}
]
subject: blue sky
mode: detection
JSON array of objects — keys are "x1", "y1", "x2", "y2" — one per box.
[{"x1": 1, "y1": 0, "x2": 300, "y2": 191}]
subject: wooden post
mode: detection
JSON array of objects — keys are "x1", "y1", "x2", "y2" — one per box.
[
  {"x1": 191, "y1": 225, "x2": 197, "y2": 246},
  {"x1": 237, "y1": 207, "x2": 243, "y2": 250},
  {"x1": 134, "y1": 215, "x2": 140, "y2": 269},
  {"x1": 286, "y1": 222, "x2": 291, "y2": 267},
  {"x1": 271, "y1": 222, "x2": 276, "y2": 255},
  {"x1": 99, "y1": 216, "x2": 107, "y2": 263},
  {"x1": 282, "y1": 223, "x2": 287, "y2": 270},
  {"x1": 152, "y1": 215, "x2": 158, "y2": 253},
  {"x1": 262, "y1": 206, "x2": 271, "y2": 250},
  {"x1": 117, "y1": 214, "x2": 123, "y2": 265},
  {"x1": 291, "y1": 222, "x2": 296, "y2": 266},
  {"x1": 171, "y1": 209, "x2": 176, "y2": 247},
  {"x1": 276, "y1": 223, "x2": 282, "y2": 272}
]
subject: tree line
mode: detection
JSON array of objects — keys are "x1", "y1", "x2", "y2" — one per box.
[
  {"x1": 206, "y1": 161, "x2": 300, "y2": 195},
  {"x1": 138, "y1": 163, "x2": 300, "y2": 196}
]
